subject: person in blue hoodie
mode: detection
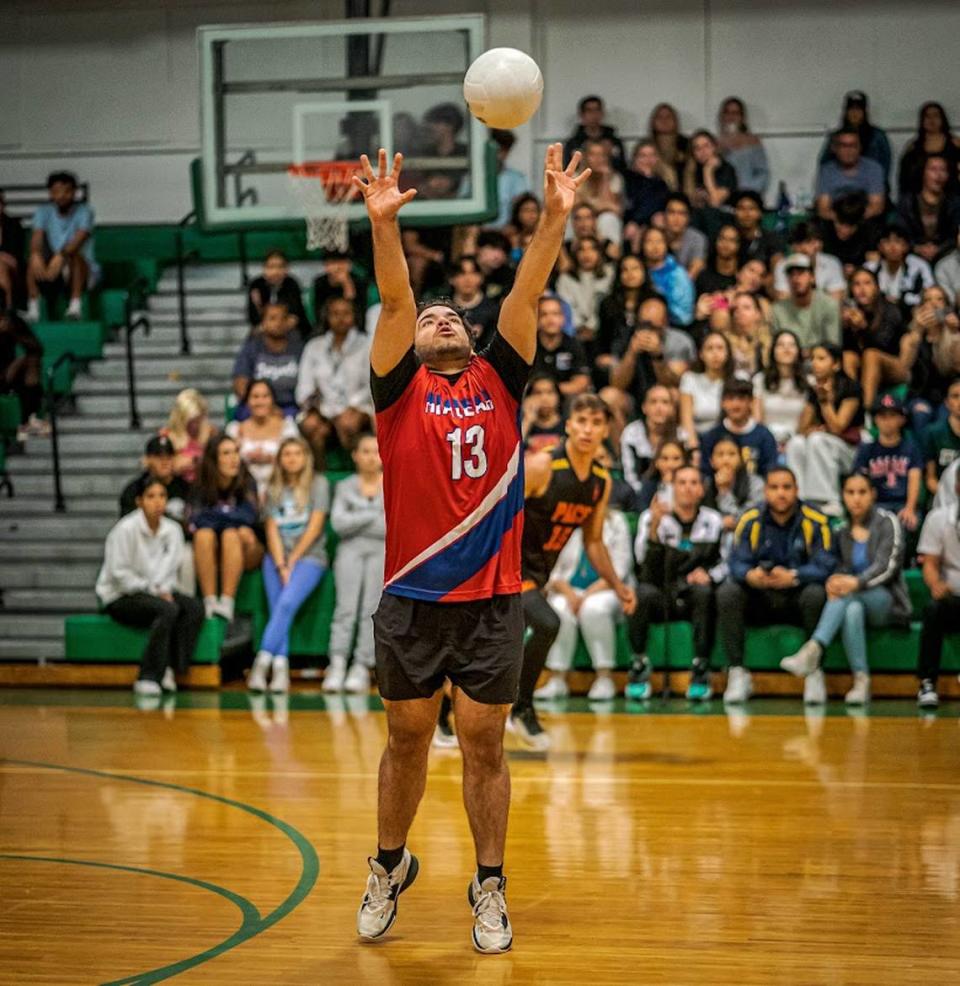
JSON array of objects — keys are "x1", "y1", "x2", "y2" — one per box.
[
  {"x1": 639, "y1": 225, "x2": 694, "y2": 326},
  {"x1": 717, "y1": 466, "x2": 836, "y2": 703}
]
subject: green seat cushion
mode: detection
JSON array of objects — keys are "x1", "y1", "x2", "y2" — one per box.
[{"x1": 64, "y1": 613, "x2": 224, "y2": 664}]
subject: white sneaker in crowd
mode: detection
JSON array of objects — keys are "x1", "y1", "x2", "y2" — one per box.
[
  {"x1": 203, "y1": 595, "x2": 219, "y2": 621},
  {"x1": 269, "y1": 655, "x2": 290, "y2": 693},
  {"x1": 160, "y1": 667, "x2": 177, "y2": 692},
  {"x1": 917, "y1": 679, "x2": 939, "y2": 709},
  {"x1": 533, "y1": 673, "x2": 569, "y2": 700},
  {"x1": 215, "y1": 595, "x2": 235, "y2": 622},
  {"x1": 25, "y1": 299, "x2": 40, "y2": 323},
  {"x1": 247, "y1": 650, "x2": 272, "y2": 692},
  {"x1": 723, "y1": 666, "x2": 753, "y2": 704},
  {"x1": 323, "y1": 659, "x2": 347, "y2": 693},
  {"x1": 344, "y1": 664, "x2": 371, "y2": 694},
  {"x1": 468, "y1": 874, "x2": 513, "y2": 954},
  {"x1": 356, "y1": 849, "x2": 419, "y2": 940},
  {"x1": 133, "y1": 678, "x2": 162, "y2": 697},
  {"x1": 587, "y1": 673, "x2": 617, "y2": 701},
  {"x1": 507, "y1": 705, "x2": 551, "y2": 751},
  {"x1": 65, "y1": 298, "x2": 83, "y2": 320},
  {"x1": 844, "y1": 671, "x2": 871, "y2": 705},
  {"x1": 781, "y1": 640, "x2": 823, "y2": 678},
  {"x1": 803, "y1": 668, "x2": 827, "y2": 705}
]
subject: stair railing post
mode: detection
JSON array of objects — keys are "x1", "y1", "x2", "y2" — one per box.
[
  {"x1": 45, "y1": 352, "x2": 77, "y2": 514},
  {"x1": 124, "y1": 306, "x2": 151, "y2": 431}
]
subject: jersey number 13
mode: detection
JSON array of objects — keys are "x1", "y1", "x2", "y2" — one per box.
[{"x1": 446, "y1": 425, "x2": 488, "y2": 480}]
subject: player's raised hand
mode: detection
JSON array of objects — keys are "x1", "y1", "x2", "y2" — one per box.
[
  {"x1": 542, "y1": 143, "x2": 591, "y2": 217},
  {"x1": 352, "y1": 149, "x2": 418, "y2": 223}
]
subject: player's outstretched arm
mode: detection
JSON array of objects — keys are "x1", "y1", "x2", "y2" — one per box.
[
  {"x1": 582, "y1": 480, "x2": 637, "y2": 615},
  {"x1": 352, "y1": 150, "x2": 418, "y2": 376},
  {"x1": 497, "y1": 143, "x2": 591, "y2": 363}
]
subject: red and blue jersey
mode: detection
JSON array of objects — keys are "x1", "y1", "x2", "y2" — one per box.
[{"x1": 372, "y1": 333, "x2": 530, "y2": 603}]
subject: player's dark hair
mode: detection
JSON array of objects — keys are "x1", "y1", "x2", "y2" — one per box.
[
  {"x1": 416, "y1": 297, "x2": 473, "y2": 348},
  {"x1": 47, "y1": 170, "x2": 77, "y2": 189},
  {"x1": 568, "y1": 392, "x2": 612, "y2": 421}
]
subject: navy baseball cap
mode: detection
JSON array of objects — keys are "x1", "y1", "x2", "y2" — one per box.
[
  {"x1": 872, "y1": 393, "x2": 905, "y2": 416},
  {"x1": 145, "y1": 435, "x2": 175, "y2": 456}
]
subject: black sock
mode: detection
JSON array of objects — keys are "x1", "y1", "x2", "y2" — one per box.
[
  {"x1": 376, "y1": 845, "x2": 405, "y2": 872},
  {"x1": 477, "y1": 863, "x2": 503, "y2": 885}
]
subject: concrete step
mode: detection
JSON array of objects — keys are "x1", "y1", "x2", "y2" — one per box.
[
  {"x1": 0, "y1": 515, "x2": 114, "y2": 540},
  {"x1": 57, "y1": 416, "x2": 163, "y2": 434},
  {"x1": 103, "y1": 340, "x2": 237, "y2": 359},
  {"x1": 140, "y1": 323, "x2": 249, "y2": 346},
  {"x1": 0, "y1": 541, "x2": 104, "y2": 561},
  {"x1": 0, "y1": 638, "x2": 66, "y2": 659},
  {"x1": 75, "y1": 375, "x2": 233, "y2": 398},
  {"x1": 0, "y1": 499, "x2": 117, "y2": 519},
  {"x1": 4, "y1": 561, "x2": 100, "y2": 589},
  {"x1": 11, "y1": 473, "x2": 134, "y2": 497},
  {"x1": 0, "y1": 613, "x2": 66, "y2": 638},
  {"x1": 86, "y1": 356, "x2": 236, "y2": 382},
  {"x1": 1, "y1": 588, "x2": 98, "y2": 611},
  {"x1": 28, "y1": 430, "x2": 151, "y2": 454},
  {"x1": 147, "y1": 297, "x2": 243, "y2": 318},
  {"x1": 76, "y1": 393, "x2": 201, "y2": 416},
  {"x1": 12, "y1": 454, "x2": 141, "y2": 475}
]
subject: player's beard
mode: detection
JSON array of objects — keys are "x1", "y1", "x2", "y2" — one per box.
[{"x1": 415, "y1": 334, "x2": 473, "y2": 368}]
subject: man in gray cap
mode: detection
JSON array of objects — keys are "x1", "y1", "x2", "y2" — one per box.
[{"x1": 771, "y1": 252, "x2": 841, "y2": 352}]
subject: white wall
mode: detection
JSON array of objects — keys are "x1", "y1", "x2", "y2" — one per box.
[{"x1": 1, "y1": 0, "x2": 958, "y2": 220}]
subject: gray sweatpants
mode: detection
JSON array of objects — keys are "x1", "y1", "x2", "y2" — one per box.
[{"x1": 328, "y1": 541, "x2": 385, "y2": 669}]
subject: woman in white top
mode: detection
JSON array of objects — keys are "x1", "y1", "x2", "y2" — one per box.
[
  {"x1": 96, "y1": 477, "x2": 205, "y2": 696},
  {"x1": 555, "y1": 236, "x2": 614, "y2": 346},
  {"x1": 752, "y1": 330, "x2": 809, "y2": 449},
  {"x1": 680, "y1": 331, "x2": 735, "y2": 452},
  {"x1": 226, "y1": 379, "x2": 298, "y2": 500}
]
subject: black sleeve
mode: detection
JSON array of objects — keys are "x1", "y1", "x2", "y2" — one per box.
[
  {"x1": 480, "y1": 331, "x2": 532, "y2": 404},
  {"x1": 568, "y1": 337, "x2": 591, "y2": 377},
  {"x1": 370, "y1": 348, "x2": 419, "y2": 413},
  {"x1": 119, "y1": 480, "x2": 137, "y2": 517}
]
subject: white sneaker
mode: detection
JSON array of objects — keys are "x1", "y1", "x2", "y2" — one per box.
[
  {"x1": 845, "y1": 672, "x2": 871, "y2": 705},
  {"x1": 160, "y1": 667, "x2": 177, "y2": 692},
  {"x1": 507, "y1": 705, "x2": 551, "y2": 751},
  {"x1": 344, "y1": 664, "x2": 371, "y2": 694},
  {"x1": 469, "y1": 875, "x2": 513, "y2": 954},
  {"x1": 917, "y1": 679, "x2": 939, "y2": 708},
  {"x1": 357, "y1": 850, "x2": 419, "y2": 940},
  {"x1": 216, "y1": 595, "x2": 235, "y2": 622},
  {"x1": 247, "y1": 651, "x2": 272, "y2": 692},
  {"x1": 25, "y1": 299, "x2": 39, "y2": 323},
  {"x1": 270, "y1": 656, "x2": 290, "y2": 693},
  {"x1": 533, "y1": 674, "x2": 569, "y2": 700},
  {"x1": 323, "y1": 659, "x2": 347, "y2": 693},
  {"x1": 133, "y1": 678, "x2": 162, "y2": 697},
  {"x1": 65, "y1": 298, "x2": 83, "y2": 320},
  {"x1": 723, "y1": 666, "x2": 753, "y2": 704},
  {"x1": 203, "y1": 595, "x2": 219, "y2": 620},
  {"x1": 26, "y1": 414, "x2": 51, "y2": 437},
  {"x1": 803, "y1": 668, "x2": 827, "y2": 705},
  {"x1": 781, "y1": 640, "x2": 823, "y2": 678},
  {"x1": 587, "y1": 673, "x2": 617, "y2": 701}
]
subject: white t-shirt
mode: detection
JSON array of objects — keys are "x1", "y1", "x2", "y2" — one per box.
[
  {"x1": 752, "y1": 372, "x2": 807, "y2": 445},
  {"x1": 917, "y1": 506, "x2": 960, "y2": 595},
  {"x1": 679, "y1": 372, "x2": 723, "y2": 434}
]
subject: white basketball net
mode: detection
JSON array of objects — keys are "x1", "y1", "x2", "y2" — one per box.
[{"x1": 287, "y1": 161, "x2": 362, "y2": 252}]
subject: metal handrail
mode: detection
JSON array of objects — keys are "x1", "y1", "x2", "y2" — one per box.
[
  {"x1": 175, "y1": 209, "x2": 197, "y2": 356},
  {"x1": 44, "y1": 351, "x2": 80, "y2": 513},
  {"x1": 124, "y1": 303, "x2": 151, "y2": 430},
  {"x1": 233, "y1": 151, "x2": 259, "y2": 288}
]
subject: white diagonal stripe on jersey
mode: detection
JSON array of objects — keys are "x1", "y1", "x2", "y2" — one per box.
[{"x1": 385, "y1": 441, "x2": 521, "y2": 587}]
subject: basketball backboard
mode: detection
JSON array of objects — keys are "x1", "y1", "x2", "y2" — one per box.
[{"x1": 196, "y1": 14, "x2": 495, "y2": 233}]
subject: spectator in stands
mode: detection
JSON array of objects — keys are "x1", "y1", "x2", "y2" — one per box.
[
  {"x1": 296, "y1": 296, "x2": 372, "y2": 466},
  {"x1": 610, "y1": 294, "x2": 696, "y2": 409},
  {"x1": 595, "y1": 254, "x2": 660, "y2": 382},
  {"x1": 684, "y1": 130, "x2": 738, "y2": 221},
  {"x1": 680, "y1": 332, "x2": 736, "y2": 447},
  {"x1": 325, "y1": 432, "x2": 385, "y2": 694},
  {"x1": 717, "y1": 467, "x2": 835, "y2": 703},
  {"x1": 247, "y1": 250, "x2": 309, "y2": 335},
  {"x1": 703, "y1": 436, "x2": 764, "y2": 531},
  {"x1": 819, "y1": 91, "x2": 892, "y2": 186},
  {"x1": 700, "y1": 377, "x2": 779, "y2": 478},
  {"x1": 753, "y1": 330, "x2": 808, "y2": 451},
  {"x1": 782, "y1": 472, "x2": 909, "y2": 706},
  {"x1": 623, "y1": 141, "x2": 670, "y2": 249},
  {"x1": 842, "y1": 267, "x2": 909, "y2": 410},
  {"x1": 720, "y1": 290, "x2": 772, "y2": 379},
  {"x1": 192, "y1": 434, "x2": 263, "y2": 623},
  {"x1": 771, "y1": 253, "x2": 841, "y2": 352},
  {"x1": 532, "y1": 295, "x2": 591, "y2": 397},
  {"x1": 247, "y1": 437, "x2": 330, "y2": 694},
  {"x1": 312, "y1": 249, "x2": 369, "y2": 329},
  {"x1": 535, "y1": 497, "x2": 634, "y2": 701},
  {"x1": 559, "y1": 204, "x2": 620, "y2": 274},
  {"x1": 852, "y1": 393, "x2": 922, "y2": 529},
  {"x1": 162, "y1": 388, "x2": 213, "y2": 485},
  {"x1": 629, "y1": 465, "x2": 725, "y2": 700},
  {"x1": 935, "y1": 231, "x2": 960, "y2": 306},
  {"x1": 646, "y1": 103, "x2": 688, "y2": 189},
  {"x1": 915, "y1": 466, "x2": 960, "y2": 708},
  {"x1": 820, "y1": 192, "x2": 877, "y2": 276},
  {"x1": 0, "y1": 312, "x2": 46, "y2": 440},
  {"x1": 0, "y1": 191, "x2": 25, "y2": 311},
  {"x1": 447, "y1": 255, "x2": 500, "y2": 350},
  {"x1": 563, "y1": 95, "x2": 626, "y2": 172},
  {"x1": 907, "y1": 285, "x2": 960, "y2": 434},
  {"x1": 815, "y1": 129, "x2": 885, "y2": 224},
  {"x1": 575, "y1": 140, "x2": 625, "y2": 244},
  {"x1": 521, "y1": 373, "x2": 564, "y2": 453},
  {"x1": 473, "y1": 230, "x2": 515, "y2": 299},
  {"x1": 864, "y1": 224, "x2": 934, "y2": 314},
  {"x1": 923, "y1": 377, "x2": 960, "y2": 498},
  {"x1": 96, "y1": 476, "x2": 204, "y2": 697},
  {"x1": 423, "y1": 101, "x2": 467, "y2": 164},
  {"x1": 694, "y1": 224, "x2": 741, "y2": 297},
  {"x1": 639, "y1": 226, "x2": 695, "y2": 326},
  {"x1": 661, "y1": 192, "x2": 707, "y2": 281},
  {"x1": 226, "y1": 379, "x2": 298, "y2": 501},
  {"x1": 634, "y1": 438, "x2": 687, "y2": 512},
  {"x1": 786, "y1": 342, "x2": 863, "y2": 515},
  {"x1": 716, "y1": 97, "x2": 769, "y2": 197},
  {"x1": 119, "y1": 435, "x2": 190, "y2": 525},
  {"x1": 490, "y1": 128, "x2": 531, "y2": 228},
  {"x1": 773, "y1": 221, "x2": 846, "y2": 301},
  {"x1": 26, "y1": 171, "x2": 99, "y2": 322},
  {"x1": 232, "y1": 302, "x2": 303, "y2": 417},
  {"x1": 618, "y1": 383, "x2": 680, "y2": 484},
  {"x1": 898, "y1": 102, "x2": 960, "y2": 198},
  {"x1": 556, "y1": 235, "x2": 614, "y2": 348},
  {"x1": 732, "y1": 190, "x2": 781, "y2": 269},
  {"x1": 897, "y1": 156, "x2": 960, "y2": 264},
  {"x1": 506, "y1": 194, "x2": 541, "y2": 265}
]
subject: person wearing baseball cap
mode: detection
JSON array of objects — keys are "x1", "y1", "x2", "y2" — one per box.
[
  {"x1": 119, "y1": 434, "x2": 191, "y2": 523},
  {"x1": 771, "y1": 251, "x2": 841, "y2": 352},
  {"x1": 818, "y1": 89, "x2": 892, "y2": 187}
]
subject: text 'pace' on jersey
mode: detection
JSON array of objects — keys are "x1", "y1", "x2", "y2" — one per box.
[
  {"x1": 521, "y1": 442, "x2": 609, "y2": 591},
  {"x1": 372, "y1": 332, "x2": 531, "y2": 603}
]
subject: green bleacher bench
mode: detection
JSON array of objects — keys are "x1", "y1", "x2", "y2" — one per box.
[{"x1": 64, "y1": 614, "x2": 225, "y2": 664}]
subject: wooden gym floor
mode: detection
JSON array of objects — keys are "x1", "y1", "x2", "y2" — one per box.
[{"x1": 1, "y1": 689, "x2": 959, "y2": 985}]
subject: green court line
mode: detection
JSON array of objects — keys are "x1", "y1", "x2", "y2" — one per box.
[{"x1": 1, "y1": 759, "x2": 320, "y2": 985}]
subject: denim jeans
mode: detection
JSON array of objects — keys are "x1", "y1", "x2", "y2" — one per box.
[
  {"x1": 261, "y1": 555, "x2": 326, "y2": 658},
  {"x1": 811, "y1": 586, "x2": 893, "y2": 674}
]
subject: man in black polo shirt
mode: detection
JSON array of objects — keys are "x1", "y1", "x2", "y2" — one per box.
[
  {"x1": 532, "y1": 295, "x2": 591, "y2": 397},
  {"x1": 119, "y1": 435, "x2": 191, "y2": 525}
]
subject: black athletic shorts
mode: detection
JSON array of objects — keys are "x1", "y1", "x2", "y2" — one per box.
[{"x1": 372, "y1": 591, "x2": 523, "y2": 705}]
